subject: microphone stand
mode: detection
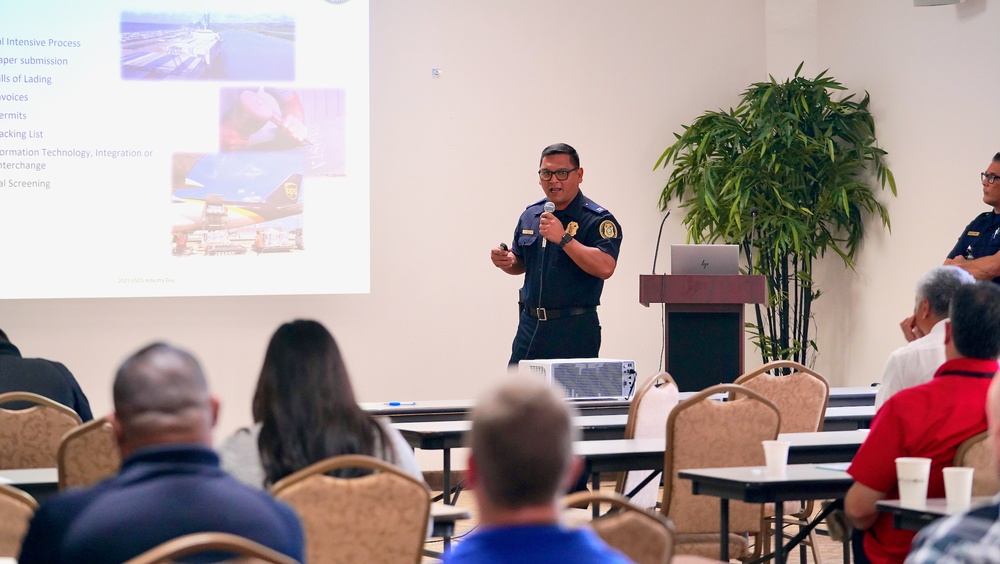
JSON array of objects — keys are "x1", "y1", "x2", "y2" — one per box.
[{"x1": 650, "y1": 209, "x2": 672, "y2": 274}]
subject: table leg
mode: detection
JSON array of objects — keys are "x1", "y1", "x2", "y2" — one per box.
[
  {"x1": 442, "y1": 448, "x2": 452, "y2": 505},
  {"x1": 774, "y1": 501, "x2": 785, "y2": 564},
  {"x1": 719, "y1": 499, "x2": 729, "y2": 561}
]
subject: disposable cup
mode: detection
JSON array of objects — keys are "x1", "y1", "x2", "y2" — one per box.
[
  {"x1": 762, "y1": 440, "x2": 790, "y2": 476},
  {"x1": 895, "y1": 457, "x2": 931, "y2": 508},
  {"x1": 943, "y1": 466, "x2": 974, "y2": 509}
]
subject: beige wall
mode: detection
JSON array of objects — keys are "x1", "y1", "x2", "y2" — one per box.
[{"x1": 5, "y1": 0, "x2": 993, "y2": 441}]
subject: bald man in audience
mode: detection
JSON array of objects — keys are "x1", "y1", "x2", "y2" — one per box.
[
  {"x1": 18, "y1": 343, "x2": 303, "y2": 563},
  {"x1": 0, "y1": 327, "x2": 92, "y2": 421},
  {"x1": 906, "y1": 374, "x2": 1000, "y2": 562},
  {"x1": 444, "y1": 378, "x2": 633, "y2": 563},
  {"x1": 845, "y1": 282, "x2": 1000, "y2": 564},
  {"x1": 875, "y1": 266, "x2": 975, "y2": 409}
]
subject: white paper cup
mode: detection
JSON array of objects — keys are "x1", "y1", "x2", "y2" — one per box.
[
  {"x1": 943, "y1": 466, "x2": 974, "y2": 509},
  {"x1": 762, "y1": 440, "x2": 790, "y2": 476},
  {"x1": 896, "y1": 457, "x2": 931, "y2": 508}
]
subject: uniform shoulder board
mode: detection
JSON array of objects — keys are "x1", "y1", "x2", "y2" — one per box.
[{"x1": 582, "y1": 198, "x2": 607, "y2": 214}]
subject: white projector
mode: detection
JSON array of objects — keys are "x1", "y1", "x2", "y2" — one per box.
[{"x1": 519, "y1": 358, "x2": 637, "y2": 399}]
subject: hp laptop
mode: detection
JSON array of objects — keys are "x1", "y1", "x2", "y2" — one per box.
[{"x1": 670, "y1": 244, "x2": 740, "y2": 275}]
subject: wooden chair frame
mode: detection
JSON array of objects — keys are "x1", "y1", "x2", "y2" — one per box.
[{"x1": 122, "y1": 532, "x2": 298, "y2": 564}]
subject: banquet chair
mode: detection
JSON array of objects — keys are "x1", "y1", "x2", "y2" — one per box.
[
  {"x1": 661, "y1": 383, "x2": 780, "y2": 560},
  {"x1": 122, "y1": 532, "x2": 297, "y2": 564},
  {"x1": 57, "y1": 416, "x2": 121, "y2": 490},
  {"x1": 733, "y1": 360, "x2": 829, "y2": 562},
  {"x1": 562, "y1": 490, "x2": 674, "y2": 564},
  {"x1": 0, "y1": 392, "x2": 82, "y2": 469},
  {"x1": 954, "y1": 431, "x2": 1000, "y2": 497},
  {"x1": 614, "y1": 372, "x2": 680, "y2": 511},
  {"x1": 270, "y1": 454, "x2": 430, "y2": 564},
  {"x1": 0, "y1": 483, "x2": 37, "y2": 558}
]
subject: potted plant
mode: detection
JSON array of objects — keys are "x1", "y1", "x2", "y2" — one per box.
[{"x1": 655, "y1": 64, "x2": 896, "y2": 367}]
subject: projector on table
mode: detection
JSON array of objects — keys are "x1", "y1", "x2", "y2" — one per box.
[{"x1": 518, "y1": 358, "x2": 637, "y2": 400}]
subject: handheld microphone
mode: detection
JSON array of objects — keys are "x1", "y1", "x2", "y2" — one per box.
[
  {"x1": 650, "y1": 208, "x2": 672, "y2": 274},
  {"x1": 541, "y1": 200, "x2": 555, "y2": 248}
]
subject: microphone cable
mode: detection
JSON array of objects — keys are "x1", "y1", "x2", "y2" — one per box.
[{"x1": 523, "y1": 201, "x2": 555, "y2": 360}]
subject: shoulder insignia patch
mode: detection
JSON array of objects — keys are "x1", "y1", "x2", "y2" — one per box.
[
  {"x1": 599, "y1": 220, "x2": 618, "y2": 239},
  {"x1": 566, "y1": 221, "x2": 579, "y2": 237}
]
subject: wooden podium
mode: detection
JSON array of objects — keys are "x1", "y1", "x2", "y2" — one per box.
[{"x1": 639, "y1": 274, "x2": 766, "y2": 392}]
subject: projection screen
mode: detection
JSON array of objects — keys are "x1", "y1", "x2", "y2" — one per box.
[{"x1": 0, "y1": 0, "x2": 370, "y2": 299}]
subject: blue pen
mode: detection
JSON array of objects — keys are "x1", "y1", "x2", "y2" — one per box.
[{"x1": 386, "y1": 401, "x2": 417, "y2": 406}]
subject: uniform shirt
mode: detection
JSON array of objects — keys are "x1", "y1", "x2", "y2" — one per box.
[
  {"x1": 848, "y1": 357, "x2": 997, "y2": 564},
  {"x1": 906, "y1": 494, "x2": 1000, "y2": 563},
  {"x1": 18, "y1": 444, "x2": 304, "y2": 564},
  {"x1": 0, "y1": 340, "x2": 93, "y2": 421},
  {"x1": 443, "y1": 524, "x2": 633, "y2": 564},
  {"x1": 510, "y1": 191, "x2": 622, "y2": 310},
  {"x1": 873, "y1": 320, "x2": 947, "y2": 409},
  {"x1": 947, "y1": 211, "x2": 1000, "y2": 283}
]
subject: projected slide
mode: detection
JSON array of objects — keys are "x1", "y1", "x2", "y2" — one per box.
[{"x1": 0, "y1": 0, "x2": 369, "y2": 299}]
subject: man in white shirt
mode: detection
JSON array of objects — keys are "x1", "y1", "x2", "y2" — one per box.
[{"x1": 874, "y1": 265, "x2": 975, "y2": 408}]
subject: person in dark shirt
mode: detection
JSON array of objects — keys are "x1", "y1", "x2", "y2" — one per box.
[
  {"x1": 490, "y1": 143, "x2": 623, "y2": 365},
  {"x1": 945, "y1": 152, "x2": 1000, "y2": 283},
  {"x1": 18, "y1": 342, "x2": 304, "y2": 564},
  {"x1": 0, "y1": 328, "x2": 92, "y2": 421}
]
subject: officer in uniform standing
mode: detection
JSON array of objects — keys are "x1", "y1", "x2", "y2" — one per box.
[
  {"x1": 490, "y1": 143, "x2": 623, "y2": 365},
  {"x1": 946, "y1": 153, "x2": 1000, "y2": 284}
]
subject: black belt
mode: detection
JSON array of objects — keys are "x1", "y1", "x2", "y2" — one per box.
[{"x1": 523, "y1": 306, "x2": 596, "y2": 321}]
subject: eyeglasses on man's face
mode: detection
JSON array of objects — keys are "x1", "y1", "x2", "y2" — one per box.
[
  {"x1": 982, "y1": 172, "x2": 1000, "y2": 185},
  {"x1": 538, "y1": 168, "x2": 578, "y2": 181}
]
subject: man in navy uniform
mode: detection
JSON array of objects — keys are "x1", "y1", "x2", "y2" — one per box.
[
  {"x1": 490, "y1": 143, "x2": 623, "y2": 365},
  {"x1": 945, "y1": 152, "x2": 1000, "y2": 283}
]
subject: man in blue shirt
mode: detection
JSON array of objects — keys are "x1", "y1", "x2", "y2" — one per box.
[
  {"x1": 18, "y1": 342, "x2": 304, "y2": 563},
  {"x1": 444, "y1": 379, "x2": 631, "y2": 564}
]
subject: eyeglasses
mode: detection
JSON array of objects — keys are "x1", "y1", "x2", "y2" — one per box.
[
  {"x1": 538, "y1": 168, "x2": 578, "y2": 181},
  {"x1": 983, "y1": 172, "x2": 1000, "y2": 185}
]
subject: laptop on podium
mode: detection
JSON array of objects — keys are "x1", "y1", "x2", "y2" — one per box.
[{"x1": 670, "y1": 244, "x2": 740, "y2": 275}]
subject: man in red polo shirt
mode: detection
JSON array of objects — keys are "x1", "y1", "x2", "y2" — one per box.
[{"x1": 845, "y1": 282, "x2": 1000, "y2": 564}]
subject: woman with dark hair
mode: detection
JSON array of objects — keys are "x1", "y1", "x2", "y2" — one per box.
[{"x1": 217, "y1": 319, "x2": 422, "y2": 488}]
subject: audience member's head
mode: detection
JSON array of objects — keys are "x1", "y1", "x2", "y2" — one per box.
[
  {"x1": 252, "y1": 319, "x2": 391, "y2": 484},
  {"x1": 111, "y1": 342, "x2": 218, "y2": 457},
  {"x1": 914, "y1": 266, "x2": 975, "y2": 322},
  {"x1": 467, "y1": 378, "x2": 581, "y2": 522},
  {"x1": 0, "y1": 328, "x2": 9, "y2": 343},
  {"x1": 947, "y1": 282, "x2": 1000, "y2": 361}
]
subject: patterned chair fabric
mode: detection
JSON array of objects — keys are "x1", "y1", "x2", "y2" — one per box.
[
  {"x1": 615, "y1": 372, "x2": 679, "y2": 510},
  {"x1": 954, "y1": 431, "x2": 1000, "y2": 497},
  {"x1": 0, "y1": 392, "x2": 82, "y2": 470},
  {"x1": 733, "y1": 360, "x2": 830, "y2": 562},
  {"x1": 122, "y1": 531, "x2": 298, "y2": 564},
  {"x1": 562, "y1": 490, "x2": 674, "y2": 564},
  {"x1": 0, "y1": 483, "x2": 38, "y2": 558},
  {"x1": 732, "y1": 360, "x2": 829, "y2": 433},
  {"x1": 661, "y1": 384, "x2": 781, "y2": 559},
  {"x1": 58, "y1": 416, "x2": 121, "y2": 490},
  {"x1": 270, "y1": 454, "x2": 430, "y2": 564}
]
